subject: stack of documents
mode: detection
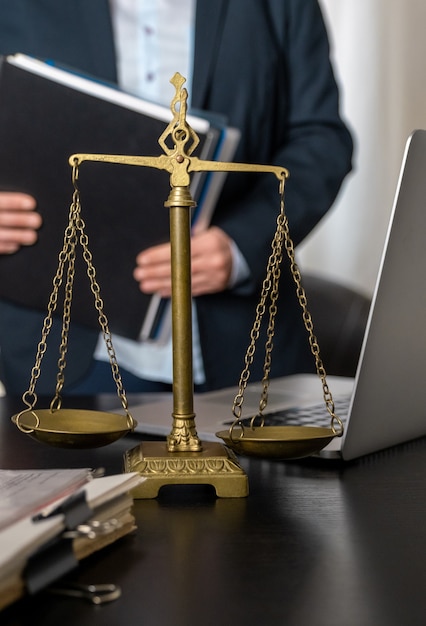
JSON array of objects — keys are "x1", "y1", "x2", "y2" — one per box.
[{"x1": 0, "y1": 468, "x2": 144, "y2": 610}]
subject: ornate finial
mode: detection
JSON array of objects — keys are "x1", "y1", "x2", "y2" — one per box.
[{"x1": 158, "y1": 72, "x2": 200, "y2": 159}]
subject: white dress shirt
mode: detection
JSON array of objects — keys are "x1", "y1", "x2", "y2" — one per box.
[
  {"x1": 110, "y1": 0, "x2": 195, "y2": 106},
  {"x1": 95, "y1": 0, "x2": 205, "y2": 384},
  {"x1": 96, "y1": 0, "x2": 249, "y2": 384}
]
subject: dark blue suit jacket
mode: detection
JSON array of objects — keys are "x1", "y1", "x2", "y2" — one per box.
[{"x1": 0, "y1": 0, "x2": 353, "y2": 394}]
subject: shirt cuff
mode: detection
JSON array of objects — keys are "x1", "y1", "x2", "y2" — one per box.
[{"x1": 228, "y1": 239, "x2": 252, "y2": 292}]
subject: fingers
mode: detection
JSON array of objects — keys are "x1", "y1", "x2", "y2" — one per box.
[
  {"x1": 0, "y1": 193, "x2": 41, "y2": 254},
  {"x1": 0, "y1": 192, "x2": 36, "y2": 210},
  {"x1": 190, "y1": 227, "x2": 233, "y2": 295},
  {"x1": 134, "y1": 242, "x2": 172, "y2": 296},
  {"x1": 133, "y1": 227, "x2": 233, "y2": 297}
]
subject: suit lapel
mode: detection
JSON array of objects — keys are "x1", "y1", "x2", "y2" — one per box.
[
  {"x1": 77, "y1": 0, "x2": 117, "y2": 82},
  {"x1": 192, "y1": 0, "x2": 229, "y2": 108}
]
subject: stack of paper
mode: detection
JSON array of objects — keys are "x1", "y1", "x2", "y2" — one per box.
[{"x1": 0, "y1": 469, "x2": 144, "y2": 610}]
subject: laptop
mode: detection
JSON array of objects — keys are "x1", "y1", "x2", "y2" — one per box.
[{"x1": 127, "y1": 129, "x2": 426, "y2": 461}]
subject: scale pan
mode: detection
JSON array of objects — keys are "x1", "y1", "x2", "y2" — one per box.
[
  {"x1": 12, "y1": 408, "x2": 136, "y2": 449},
  {"x1": 215, "y1": 425, "x2": 337, "y2": 460}
]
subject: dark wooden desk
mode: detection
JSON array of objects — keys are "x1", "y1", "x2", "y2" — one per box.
[{"x1": 1, "y1": 395, "x2": 425, "y2": 626}]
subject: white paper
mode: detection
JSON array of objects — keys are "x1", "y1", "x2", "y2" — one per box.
[{"x1": 0, "y1": 468, "x2": 91, "y2": 531}]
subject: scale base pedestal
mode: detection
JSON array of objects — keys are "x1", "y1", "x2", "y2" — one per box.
[{"x1": 123, "y1": 440, "x2": 249, "y2": 498}]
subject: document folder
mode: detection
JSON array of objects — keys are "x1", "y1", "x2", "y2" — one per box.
[{"x1": 0, "y1": 54, "x2": 239, "y2": 339}]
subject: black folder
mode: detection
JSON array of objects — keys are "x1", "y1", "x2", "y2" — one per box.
[{"x1": 0, "y1": 54, "x2": 235, "y2": 339}]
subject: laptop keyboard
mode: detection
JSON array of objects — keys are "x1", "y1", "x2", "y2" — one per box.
[{"x1": 226, "y1": 396, "x2": 351, "y2": 428}]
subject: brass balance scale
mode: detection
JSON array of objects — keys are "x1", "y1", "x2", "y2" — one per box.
[{"x1": 11, "y1": 73, "x2": 343, "y2": 498}]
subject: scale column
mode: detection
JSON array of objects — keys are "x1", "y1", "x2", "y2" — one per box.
[{"x1": 165, "y1": 184, "x2": 202, "y2": 452}]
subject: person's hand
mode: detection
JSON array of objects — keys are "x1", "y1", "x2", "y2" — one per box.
[
  {"x1": 0, "y1": 192, "x2": 41, "y2": 254},
  {"x1": 134, "y1": 226, "x2": 234, "y2": 297}
]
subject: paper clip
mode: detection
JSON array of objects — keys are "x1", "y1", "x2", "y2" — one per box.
[{"x1": 48, "y1": 582, "x2": 121, "y2": 605}]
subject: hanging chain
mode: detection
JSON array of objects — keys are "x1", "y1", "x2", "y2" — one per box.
[
  {"x1": 21, "y1": 162, "x2": 133, "y2": 427},
  {"x1": 231, "y1": 176, "x2": 343, "y2": 436}
]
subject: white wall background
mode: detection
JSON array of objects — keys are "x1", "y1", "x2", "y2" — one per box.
[{"x1": 297, "y1": 0, "x2": 426, "y2": 296}]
